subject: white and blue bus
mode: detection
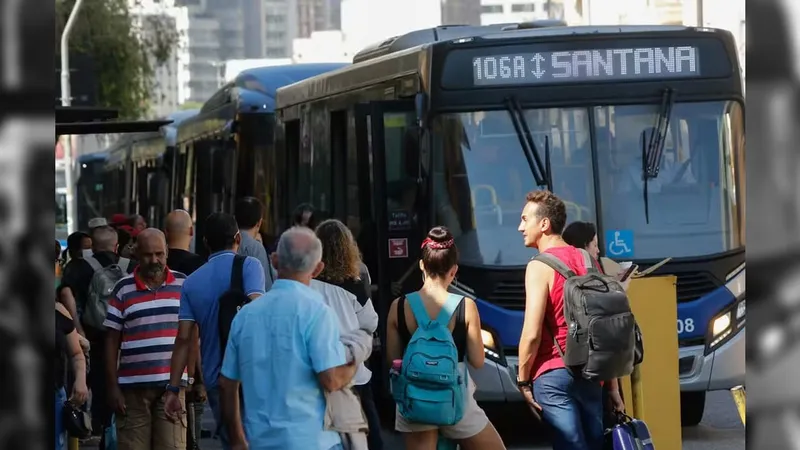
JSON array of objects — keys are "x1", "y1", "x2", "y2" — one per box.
[{"x1": 274, "y1": 22, "x2": 745, "y2": 425}]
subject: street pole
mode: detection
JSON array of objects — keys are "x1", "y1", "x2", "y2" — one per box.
[{"x1": 60, "y1": 0, "x2": 84, "y2": 235}]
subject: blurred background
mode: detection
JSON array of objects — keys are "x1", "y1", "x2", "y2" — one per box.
[{"x1": 747, "y1": 0, "x2": 800, "y2": 448}]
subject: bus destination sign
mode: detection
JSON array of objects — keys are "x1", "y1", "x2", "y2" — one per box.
[{"x1": 471, "y1": 46, "x2": 700, "y2": 86}]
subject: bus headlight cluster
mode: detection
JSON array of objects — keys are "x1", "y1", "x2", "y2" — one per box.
[
  {"x1": 480, "y1": 328, "x2": 502, "y2": 362},
  {"x1": 706, "y1": 265, "x2": 746, "y2": 354}
]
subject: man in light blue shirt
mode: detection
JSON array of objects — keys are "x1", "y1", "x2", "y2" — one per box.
[
  {"x1": 220, "y1": 226, "x2": 358, "y2": 450},
  {"x1": 165, "y1": 213, "x2": 266, "y2": 450}
]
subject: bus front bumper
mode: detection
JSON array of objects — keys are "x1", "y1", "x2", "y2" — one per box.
[
  {"x1": 679, "y1": 326, "x2": 746, "y2": 391},
  {"x1": 469, "y1": 326, "x2": 745, "y2": 401}
]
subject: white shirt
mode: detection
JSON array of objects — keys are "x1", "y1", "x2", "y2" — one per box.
[{"x1": 309, "y1": 279, "x2": 378, "y2": 385}]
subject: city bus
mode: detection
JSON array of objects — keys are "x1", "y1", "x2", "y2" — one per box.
[
  {"x1": 274, "y1": 23, "x2": 745, "y2": 425},
  {"x1": 173, "y1": 63, "x2": 346, "y2": 256}
]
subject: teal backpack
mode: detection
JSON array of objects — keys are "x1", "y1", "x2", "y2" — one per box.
[{"x1": 392, "y1": 292, "x2": 467, "y2": 426}]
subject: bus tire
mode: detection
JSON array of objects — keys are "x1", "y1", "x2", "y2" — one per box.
[{"x1": 680, "y1": 391, "x2": 706, "y2": 426}]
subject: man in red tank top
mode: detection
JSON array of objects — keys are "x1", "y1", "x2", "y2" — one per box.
[{"x1": 515, "y1": 190, "x2": 604, "y2": 450}]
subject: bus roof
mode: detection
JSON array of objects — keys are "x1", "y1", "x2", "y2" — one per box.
[{"x1": 177, "y1": 63, "x2": 348, "y2": 144}]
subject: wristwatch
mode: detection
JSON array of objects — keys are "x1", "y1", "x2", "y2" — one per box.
[
  {"x1": 165, "y1": 383, "x2": 181, "y2": 394},
  {"x1": 516, "y1": 377, "x2": 532, "y2": 388},
  {"x1": 187, "y1": 377, "x2": 195, "y2": 386}
]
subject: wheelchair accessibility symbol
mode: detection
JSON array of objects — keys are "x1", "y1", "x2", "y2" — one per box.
[{"x1": 605, "y1": 230, "x2": 634, "y2": 258}]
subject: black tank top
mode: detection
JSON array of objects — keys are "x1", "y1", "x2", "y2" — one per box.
[{"x1": 397, "y1": 295, "x2": 468, "y2": 361}]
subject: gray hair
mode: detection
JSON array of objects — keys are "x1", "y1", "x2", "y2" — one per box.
[
  {"x1": 276, "y1": 226, "x2": 323, "y2": 274},
  {"x1": 91, "y1": 226, "x2": 118, "y2": 252}
]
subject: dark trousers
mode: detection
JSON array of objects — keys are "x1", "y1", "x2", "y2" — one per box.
[
  {"x1": 186, "y1": 396, "x2": 205, "y2": 450},
  {"x1": 86, "y1": 330, "x2": 112, "y2": 449},
  {"x1": 355, "y1": 384, "x2": 383, "y2": 450}
]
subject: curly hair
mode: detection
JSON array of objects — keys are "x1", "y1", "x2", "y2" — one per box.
[{"x1": 315, "y1": 219, "x2": 362, "y2": 283}]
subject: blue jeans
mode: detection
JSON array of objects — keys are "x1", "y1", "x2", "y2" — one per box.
[
  {"x1": 55, "y1": 388, "x2": 67, "y2": 450},
  {"x1": 533, "y1": 368, "x2": 604, "y2": 450}
]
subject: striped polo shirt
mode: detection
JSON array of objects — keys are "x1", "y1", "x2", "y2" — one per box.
[{"x1": 103, "y1": 268, "x2": 188, "y2": 388}]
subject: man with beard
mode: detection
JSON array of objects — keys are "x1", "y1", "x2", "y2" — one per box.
[{"x1": 104, "y1": 228, "x2": 189, "y2": 450}]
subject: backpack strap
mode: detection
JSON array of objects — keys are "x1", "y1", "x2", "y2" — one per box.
[
  {"x1": 230, "y1": 255, "x2": 246, "y2": 294},
  {"x1": 85, "y1": 255, "x2": 103, "y2": 273},
  {"x1": 406, "y1": 292, "x2": 432, "y2": 327},
  {"x1": 434, "y1": 293, "x2": 463, "y2": 328},
  {"x1": 578, "y1": 249, "x2": 600, "y2": 274},
  {"x1": 117, "y1": 258, "x2": 130, "y2": 274},
  {"x1": 534, "y1": 252, "x2": 576, "y2": 278}
]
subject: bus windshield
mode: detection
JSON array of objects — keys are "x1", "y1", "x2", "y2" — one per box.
[
  {"x1": 594, "y1": 100, "x2": 745, "y2": 260},
  {"x1": 430, "y1": 100, "x2": 744, "y2": 266},
  {"x1": 431, "y1": 108, "x2": 597, "y2": 267}
]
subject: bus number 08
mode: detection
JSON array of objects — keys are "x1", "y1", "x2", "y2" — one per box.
[{"x1": 677, "y1": 318, "x2": 695, "y2": 334}]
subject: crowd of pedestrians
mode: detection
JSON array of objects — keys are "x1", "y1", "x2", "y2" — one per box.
[{"x1": 55, "y1": 190, "x2": 635, "y2": 450}]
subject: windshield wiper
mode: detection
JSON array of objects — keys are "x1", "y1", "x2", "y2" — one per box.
[
  {"x1": 504, "y1": 97, "x2": 552, "y2": 191},
  {"x1": 645, "y1": 89, "x2": 675, "y2": 178},
  {"x1": 640, "y1": 88, "x2": 675, "y2": 223}
]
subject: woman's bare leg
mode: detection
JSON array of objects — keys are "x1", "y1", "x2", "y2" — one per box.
[
  {"x1": 403, "y1": 429, "x2": 439, "y2": 450},
  {"x1": 458, "y1": 422, "x2": 506, "y2": 450}
]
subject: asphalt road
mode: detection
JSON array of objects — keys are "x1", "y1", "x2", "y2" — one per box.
[{"x1": 183, "y1": 390, "x2": 743, "y2": 450}]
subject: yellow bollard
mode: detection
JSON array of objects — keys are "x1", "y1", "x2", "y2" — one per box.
[
  {"x1": 618, "y1": 275, "x2": 682, "y2": 450},
  {"x1": 731, "y1": 385, "x2": 746, "y2": 426},
  {"x1": 68, "y1": 437, "x2": 79, "y2": 450}
]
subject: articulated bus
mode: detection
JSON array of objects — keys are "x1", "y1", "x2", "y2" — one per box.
[
  {"x1": 274, "y1": 23, "x2": 745, "y2": 425},
  {"x1": 173, "y1": 63, "x2": 346, "y2": 256}
]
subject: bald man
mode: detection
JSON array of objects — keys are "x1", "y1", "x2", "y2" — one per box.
[
  {"x1": 163, "y1": 211, "x2": 207, "y2": 448},
  {"x1": 103, "y1": 228, "x2": 189, "y2": 450},
  {"x1": 165, "y1": 210, "x2": 205, "y2": 277}
]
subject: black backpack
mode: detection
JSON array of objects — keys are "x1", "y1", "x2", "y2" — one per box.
[
  {"x1": 535, "y1": 249, "x2": 638, "y2": 382},
  {"x1": 218, "y1": 255, "x2": 250, "y2": 355}
]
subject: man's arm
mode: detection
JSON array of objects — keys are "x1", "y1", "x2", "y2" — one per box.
[
  {"x1": 517, "y1": 260, "x2": 551, "y2": 382},
  {"x1": 103, "y1": 286, "x2": 126, "y2": 392},
  {"x1": 170, "y1": 286, "x2": 197, "y2": 386},
  {"x1": 105, "y1": 329, "x2": 122, "y2": 389},
  {"x1": 307, "y1": 306, "x2": 356, "y2": 392}
]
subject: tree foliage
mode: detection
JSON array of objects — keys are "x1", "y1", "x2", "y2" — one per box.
[{"x1": 55, "y1": 0, "x2": 179, "y2": 119}]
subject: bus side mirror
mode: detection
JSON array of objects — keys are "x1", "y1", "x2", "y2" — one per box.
[{"x1": 414, "y1": 92, "x2": 428, "y2": 128}]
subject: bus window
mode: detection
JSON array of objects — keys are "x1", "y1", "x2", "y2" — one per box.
[
  {"x1": 383, "y1": 112, "x2": 418, "y2": 214},
  {"x1": 594, "y1": 101, "x2": 744, "y2": 259},
  {"x1": 297, "y1": 117, "x2": 312, "y2": 206},
  {"x1": 312, "y1": 111, "x2": 332, "y2": 216}
]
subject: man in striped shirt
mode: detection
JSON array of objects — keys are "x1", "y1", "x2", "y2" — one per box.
[{"x1": 104, "y1": 228, "x2": 188, "y2": 450}]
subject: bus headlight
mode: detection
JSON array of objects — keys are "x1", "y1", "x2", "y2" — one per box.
[
  {"x1": 712, "y1": 312, "x2": 731, "y2": 336},
  {"x1": 481, "y1": 329, "x2": 496, "y2": 349}
]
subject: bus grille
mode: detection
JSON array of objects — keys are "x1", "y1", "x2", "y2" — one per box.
[
  {"x1": 676, "y1": 272, "x2": 721, "y2": 303},
  {"x1": 486, "y1": 281, "x2": 526, "y2": 310},
  {"x1": 486, "y1": 272, "x2": 720, "y2": 308}
]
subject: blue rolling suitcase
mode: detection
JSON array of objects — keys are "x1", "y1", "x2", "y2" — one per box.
[{"x1": 606, "y1": 412, "x2": 655, "y2": 450}]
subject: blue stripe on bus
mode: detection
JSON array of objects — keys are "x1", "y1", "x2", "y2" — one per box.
[
  {"x1": 676, "y1": 284, "x2": 736, "y2": 340},
  {"x1": 473, "y1": 298, "x2": 524, "y2": 347}
]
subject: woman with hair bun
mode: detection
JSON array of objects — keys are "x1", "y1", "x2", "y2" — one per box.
[{"x1": 387, "y1": 226, "x2": 506, "y2": 450}]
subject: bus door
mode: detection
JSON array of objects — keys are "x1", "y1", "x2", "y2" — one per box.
[{"x1": 354, "y1": 100, "x2": 424, "y2": 389}]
